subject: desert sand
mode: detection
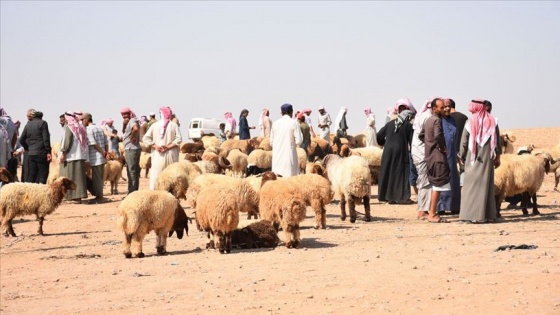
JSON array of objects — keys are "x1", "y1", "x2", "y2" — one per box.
[{"x1": 1, "y1": 127, "x2": 559, "y2": 314}]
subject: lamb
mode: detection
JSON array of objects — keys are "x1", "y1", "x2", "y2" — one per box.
[
  {"x1": 350, "y1": 146, "x2": 383, "y2": 185},
  {"x1": 230, "y1": 220, "x2": 280, "y2": 249},
  {"x1": 194, "y1": 183, "x2": 259, "y2": 253},
  {"x1": 1, "y1": 177, "x2": 76, "y2": 236},
  {"x1": 323, "y1": 154, "x2": 372, "y2": 223},
  {"x1": 117, "y1": 190, "x2": 190, "y2": 258},
  {"x1": 307, "y1": 137, "x2": 330, "y2": 162},
  {"x1": 104, "y1": 158, "x2": 125, "y2": 195},
  {"x1": 500, "y1": 132, "x2": 516, "y2": 154},
  {"x1": 245, "y1": 149, "x2": 272, "y2": 176},
  {"x1": 348, "y1": 133, "x2": 366, "y2": 148},
  {"x1": 257, "y1": 137, "x2": 272, "y2": 151},
  {"x1": 139, "y1": 151, "x2": 152, "y2": 178},
  {"x1": 201, "y1": 135, "x2": 220, "y2": 149},
  {"x1": 226, "y1": 149, "x2": 248, "y2": 178},
  {"x1": 220, "y1": 138, "x2": 255, "y2": 156},
  {"x1": 155, "y1": 161, "x2": 202, "y2": 199},
  {"x1": 186, "y1": 173, "x2": 260, "y2": 219},
  {"x1": 305, "y1": 161, "x2": 325, "y2": 176},
  {"x1": 494, "y1": 153, "x2": 554, "y2": 216},
  {"x1": 194, "y1": 155, "x2": 231, "y2": 174}
]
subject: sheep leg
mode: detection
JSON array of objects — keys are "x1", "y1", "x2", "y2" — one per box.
[
  {"x1": 37, "y1": 217, "x2": 45, "y2": 236},
  {"x1": 155, "y1": 230, "x2": 167, "y2": 255},
  {"x1": 348, "y1": 197, "x2": 357, "y2": 223},
  {"x1": 531, "y1": 193, "x2": 540, "y2": 215},
  {"x1": 2, "y1": 217, "x2": 16, "y2": 237},
  {"x1": 495, "y1": 195, "x2": 502, "y2": 218},
  {"x1": 123, "y1": 233, "x2": 133, "y2": 258},
  {"x1": 521, "y1": 192, "x2": 530, "y2": 216},
  {"x1": 320, "y1": 206, "x2": 327, "y2": 229},
  {"x1": 292, "y1": 225, "x2": 300, "y2": 248},
  {"x1": 363, "y1": 195, "x2": 371, "y2": 222},
  {"x1": 340, "y1": 196, "x2": 347, "y2": 221},
  {"x1": 225, "y1": 232, "x2": 232, "y2": 254},
  {"x1": 218, "y1": 232, "x2": 227, "y2": 254},
  {"x1": 131, "y1": 233, "x2": 145, "y2": 258}
]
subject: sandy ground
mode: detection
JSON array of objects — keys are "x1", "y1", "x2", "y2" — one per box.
[{"x1": 1, "y1": 127, "x2": 559, "y2": 314}]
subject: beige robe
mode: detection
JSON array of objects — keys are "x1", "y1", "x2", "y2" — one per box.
[{"x1": 142, "y1": 120, "x2": 182, "y2": 190}]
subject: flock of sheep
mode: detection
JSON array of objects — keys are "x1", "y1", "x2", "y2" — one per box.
[{"x1": 0, "y1": 131, "x2": 559, "y2": 259}]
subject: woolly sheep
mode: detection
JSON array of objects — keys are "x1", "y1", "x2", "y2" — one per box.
[
  {"x1": 139, "y1": 151, "x2": 151, "y2": 178},
  {"x1": 533, "y1": 144, "x2": 560, "y2": 191},
  {"x1": 350, "y1": 146, "x2": 383, "y2": 185},
  {"x1": 201, "y1": 135, "x2": 221, "y2": 149},
  {"x1": 180, "y1": 141, "x2": 205, "y2": 154},
  {"x1": 307, "y1": 137, "x2": 330, "y2": 162},
  {"x1": 104, "y1": 158, "x2": 125, "y2": 195},
  {"x1": 195, "y1": 184, "x2": 259, "y2": 253},
  {"x1": 257, "y1": 137, "x2": 272, "y2": 151},
  {"x1": 245, "y1": 149, "x2": 272, "y2": 176},
  {"x1": 494, "y1": 153, "x2": 554, "y2": 216},
  {"x1": 1, "y1": 177, "x2": 76, "y2": 236},
  {"x1": 500, "y1": 132, "x2": 516, "y2": 154},
  {"x1": 226, "y1": 149, "x2": 249, "y2": 178},
  {"x1": 155, "y1": 160, "x2": 202, "y2": 199},
  {"x1": 194, "y1": 155, "x2": 231, "y2": 174},
  {"x1": 323, "y1": 154, "x2": 372, "y2": 223},
  {"x1": 117, "y1": 190, "x2": 190, "y2": 258},
  {"x1": 186, "y1": 173, "x2": 259, "y2": 219},
  {"x1": 296, "y1": 147, "x2": 308, "y2": 174},
  {"x1": 231, "y1": 220, "x2": 280, "y2": 249},
  {"x1": 220, "y1": 139, "x2": 255, "y2": 156}
]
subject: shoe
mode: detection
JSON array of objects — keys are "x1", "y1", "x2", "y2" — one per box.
[{"x1": 427, "y1": 216, "x2": 449, "y2": 223}]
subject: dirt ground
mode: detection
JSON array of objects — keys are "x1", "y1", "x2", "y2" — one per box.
[{"x1": 1, "y1": 127, "x2": 559, "y2": 314}]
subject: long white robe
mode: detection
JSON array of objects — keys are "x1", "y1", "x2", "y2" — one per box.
[
  {"x1": 143, "y1": 120, "x2": 182, "y2": 189},
  {"x1": 365, "y1": 114, "x2": 378, "y2": 147},
  {"x1": 317, "y1": 113, "x2": 331, "y2": 142},
  {"x1": 270, "y1": 115, "x2": 303, "y2": 177}
]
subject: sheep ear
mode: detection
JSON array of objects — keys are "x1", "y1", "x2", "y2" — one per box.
[{"x1": 169, "y1": 230, "x2": 174, "y2": 237}]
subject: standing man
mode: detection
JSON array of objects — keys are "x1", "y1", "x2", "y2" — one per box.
[
  {"x1": 120, "y1": 107, "x2": 141, "y2": 194},
  {"x1": 59, "y1": 112, "x2": 88, "y2": 203},
  {"x1": 422, "y1": 98, "x2": 450, "y2": 223},
  {"x1": 437, "y1": 100, "x2": 461, "y2": 215},
  {"x1": 448, "y1": 99, "x2": 468, "y2": 186},
  {"x1": 317, "y1": 106, "x2": 332, "y2": 143},
  {"x1": 270, "y1": 104, "x2": 303, "y2": 177},
  {"x1": 302, "y1": 108, "x2": 316, "y2": 138},
  {"x1": 224, "y1": 112, "x2": 237, "y2": 139},
  {"x1": 19, "y1": 109, "x2": 52, "y2": 184},
  {"x1": 82, "y1": 113, "x2": 108, "y2": 204},
  {"x1": 297, "y1": 113, "x2": 311, "y2": 152},
  {"x1": 143, "y1": 106, "x2": 182, "y2": 190},
  {"x1": 332, "y1": 107, "x2": 348, "y2": 155},
  {"x1": 411, "y1": 99, "x2": 435, "y2": 219},
  {"x1": 147, "y1": 112, "x2": 157, "y2": 128}
]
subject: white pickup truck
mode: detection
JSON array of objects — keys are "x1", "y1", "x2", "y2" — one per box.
[{"x1": 188, "y1": 118, "x2": 224, "y2": 140}]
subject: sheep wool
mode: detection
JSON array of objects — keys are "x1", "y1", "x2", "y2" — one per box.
[
  {"x1": 155, "y1": 160, "x2": 202, "y2": 199},
  {"x1": 1, "y1": 177, "x2": 76, "y2": 236}
]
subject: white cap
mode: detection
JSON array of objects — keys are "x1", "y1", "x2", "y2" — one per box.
[{"x1": 149, "y1": 112, "x2": 155, "y2": 116}]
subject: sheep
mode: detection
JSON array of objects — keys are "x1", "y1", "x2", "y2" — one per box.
[
  {"x1": 0, "y1": 167, "x2": 14, "y2": 186},
  {"x1": 0, "y1": 177, "x2": 76, "y2": 236},
  {"x1": 500, "y1": 132, "x2": 516, "y2": 154},
  {"x1": 257, "y1": 137, "x2": 272, "y2": 151},
  {"x1": 494, "y1": 153, "x2": 554, "y2": 216},
  {"x1": 186, "y1": 173, "x2": 260, "y2": 219},
  {"x1": 226, "y1": 149, "x2": 248, "y2": 178},
  {"x1": 117, "y1": 190, "x2": 190, "y2": 258},
  {"x1": 155, "y1": 160, "x2": 202, "y2": 199},
  {"x1": 533, "y1": 144, "x2": 560, "y2": 191},
  {"x1": 245, "y1": 149, "x2": 273, "y2": 176},
  {"x1": 194, "y1": 155, "x2": 231, "y2": 174},
  {"x1": 516, "y1": 144, "x2": 535, "y2": 155},
  {"x1": 323, "y1": 154, "x2": 372, "y2": 223},
  {"x1": 104, "y1": 158, "x2": 125, "y2": 195},
  {"x1": 220, "y1": 138, "x2": 255, "y2": 156},
  {"x1": 350, "y1": 146, "x2": 383, "y2": 185},
  {"x1": 296, "y1": 147, "x2": 308, "y2": 174},
  {"x1": 305, "y1": 161, "x2": 326, "y2": 176},
  {"x1": 348, "y1": 133, "x2": 366, "y2": 148},
  {"x1": 201, "y1": 135, "x2": 220, "y2": 149},
  {"x1": 202, "y1": 146, "x2": 226, "y2": 159},
  {"x1": 183, "y1": 152, "x2": 203, "y2": 162},
  {"x1": 195, "y1": 183, "x2": 259, "y2": 253},
  {"x1": 51, "y1": 142, "x2": 61, "y2": 160},
  {"x1": 231, "y1": 220, "x2": 280, "y2": 249},
  {"x1": 180, "y1": 140, "x2": 205, "y2": 154},
  {"x1": 307, "y1": 137, "x2": 330, "y2": 162},
  {"x1": 139, "y1": 151, "x2": 151, "y2": 178}
]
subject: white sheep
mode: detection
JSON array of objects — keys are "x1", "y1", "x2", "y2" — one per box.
[
  {"x1": 350, "y1": 146, "x2": 383, "y2": 184},
  {"x1": 494, "y1": 153, "x2": 554, "y2": 216},
  {"x1": 194, "y1": 183, "x2": 259, "y2": 253},
  {"x1": 220, "y1": 138, "x2": 255, "y2": 156},
  {"x1": 201, "y1": 135, "x2": 221, "y2": 149},
  {"x1": 155, "y1": 160, "x2": 202, "y2": 199},
  {"x1": 323, "y1": 154, "x2": 372, "y2": 223},
  {"x1": 0, "y1": 177, "x2": 76, "y2": 236},
  {"x1": 139, "y1": 151, "x2": 152, "y2": 178},
  {"x1": 117, "y1": 190, "x2": 190, "y2": 258},
  {"x1": 194, "y1": 155, "x2": 231, "y2": 174},
  {"x1": 246, "y1": 149, "x2": 273, "y2": 176},
  {"x1": 104, "y1": 159, "x2": 125, "y2": 195},
  {"x1": 296, "y1": 147, "x2": 308, "y2": 174},
  {"x1": 226, "y1": 149, "x2": 248, "y2": 178},
  {"x1": 533, "y1": 144, "x2": 560, "y2": 191}
]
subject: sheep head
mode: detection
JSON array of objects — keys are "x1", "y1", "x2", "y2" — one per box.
[
  {"x1": 339, "y1": 144, "x2": 350, "y2": 157},
  {"x1": 535, "y1": 152, "x2": 555, "y2": 174},
  {"x1": 218, "y1": 156, "x2": 232, "y2": 169},
  {"x1": 169, "y1": 203, "x2": 190, "y2": 239},
  {"x1": 0, "y1": 167, "x2": 14, "y2": 184},
  {"x1": 258, "y1": 170, "x2": 279, "y2": 187},
  {"x1": 50, "y1": 177, "x2": 77, "y2": 200}
]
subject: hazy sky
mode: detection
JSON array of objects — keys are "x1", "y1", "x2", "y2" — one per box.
[{"x1": 2, "y1": 1, "x2": 559, "y2": 141}]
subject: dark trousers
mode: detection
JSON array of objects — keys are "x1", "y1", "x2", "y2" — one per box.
[
  {"x1": 27, "y1": 154, "x2": 49, "y2": 184},
  {"x1": 7, "y1": 157, "x2": 18, "y2": 181},
  {"x1": 124, "y1": 149, "x2": 141, "y2": 193},
  {"x1": 91, "y1": 164, "x2": 105, "y2": 198}
]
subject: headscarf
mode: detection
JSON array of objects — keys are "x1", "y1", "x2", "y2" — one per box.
[
  {"x1": 159, "y1": 106, "x2": 173, "y2": 139},
  {"x1": 224, "y1": 111, "x2": 236, "y2": 131},
  {"x1": 394, "y1": 98, "x2": 414, "y2": 114},
  {"x1": 64, "y1": 112, "x2": 88, "y2": 151},
  {"x1": 258, "y1": 108, "x2": 269, "y2": 130},
  {"x1": 297, "y1": 112, "x2": 305, "y2": 121},
  {"x1": 334, "y1": 107, "x2": 347, "y2": 130},
  {"x1": 302, "y1": 108, "x2": 312, "y2": 115},
  {"x1": 468, "y1": 99, "x2": 497, "y2": 164},
  {"x1": 120, "y1": 107, "x2": 137, "y2": 118},
  {"x1": 99, "y1": 118, "x2": 114, "y2": 127},
  {"x1": 73, "y1": 111, "x2": 83, "y2": 120},
  {"x1": 364, "y1": 107, "x2": 372, "y2": 117},
  {"x1": 394, "y1": 109, "x2": 413, "y2": 132}
]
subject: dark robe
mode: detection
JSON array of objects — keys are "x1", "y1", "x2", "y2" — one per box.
[
  {"x1": 421, "y1": 114, "x2": 449, "y2": 187},
  {"x1": 437, "y1": 116, "x2": 461, "y2": 213},
  {"x1": 238, "y1": 116, "x2": 251, "y2": 140},
  {"x1": 376, "y1": 119, "x2": 413, "y2": 203},
  {"x1": 450, "y1": 111, "x2": 468, "y2": 153}
]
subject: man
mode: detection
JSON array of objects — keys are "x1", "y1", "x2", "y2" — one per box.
[
  {"x1": 332, "y1": 107, "x2": 348, "y2": 155},
  {"x1": 411, "y1": 99, "x2": 435, "y2": 219},
  {"x1": 59, "y1": 112, "x2": 88, "y2": 203},
  {"x1": 302, "y1": 108, "x2": 316, "y2": 138},
  {"x1": 142, "y1": 106, "x2": 182, "y2": 190},
  {"x1": 19, "y1": 109, "x2": 52, "y2": 183},
  {"x1": 270, "y1": 104, "x2": 303, "y2": 177},
  {"x1": 0, "y1": 106, "x2": 17, "y2": 171},
  {"x1": 238, "y1": 109, "x2": 255, "y2": 140},
  {"x1": 82, "y1": 113, "x2": 108, "y2": 204},
  {"x1": 147, "y1": 112, "x2": 157, "y2": 128},
  {"x1": 421, "y1": 98, "x2": 450, "y2": 223},
  {"x1": 120, "y1": 107, "x2": 141, "y2": 194},
  {"x1": 316, "y1": 106, "x2": 331, "y2": 143},
  {"x1": 448, "y1": 99, "x2": 468, "y2": 186},
  {"x1": 297, "y1": 112, "x2": 311, "y2": 152},
  {"x1": 437, "y1": 100, "x2": 461, "y2": 215},
  {"x1": 59, "y1": 114, "x2": 66, "y2": 128}
]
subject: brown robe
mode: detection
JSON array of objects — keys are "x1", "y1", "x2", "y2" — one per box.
[{"x1": 421, "y1": 114, "x2": 450, "y2": 187}]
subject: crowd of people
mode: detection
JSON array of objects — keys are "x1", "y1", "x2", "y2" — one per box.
[{"x1": 0, "y1": 98, "x2": 504, "y2": 223}]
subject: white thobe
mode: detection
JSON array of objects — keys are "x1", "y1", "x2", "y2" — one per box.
[
  {"x1": 143, "y1": 120, "x2": 182, "y2": 189},
  {"x1": 317, "y1": 113, "x2": 331, "y2": 142},
  {"x1": 365, "y1": 114, "x2": 378, "y2": 147},
  {"x1": 270, "y1": 115, "x2": 303, "y2": 177}
]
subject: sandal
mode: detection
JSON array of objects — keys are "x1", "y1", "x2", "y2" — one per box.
[{"x1": 427, "y1": 216, "x2": 448, "y2": 223}]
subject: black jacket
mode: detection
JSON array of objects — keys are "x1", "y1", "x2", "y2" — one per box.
[{"x1": 20, "y1": 119, "x2": 52, "y2": 155}]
